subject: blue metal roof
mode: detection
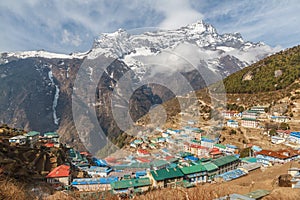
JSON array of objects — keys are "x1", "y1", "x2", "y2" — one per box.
[
  {"x1": 216, "y1": 169, "x2": 247, "y2": 181},
  {"x1": 184, "y1": 155, "x2": 199, "y2": 161},
  {"x1": 201, "y1": 138, "x2": 214, "y2": 143},
  {"x1": 226, "y1": 144, "x2": 238, "y2": 149},
  {"x1": 290, "y1": 132, "x2": 300, "y2": 138},
  {"x1": 71, "y1": 177, "x2": 118, "y2": 185},
  {"x1": 92, "y1": 157, "x2": 108, "y2": 166}
]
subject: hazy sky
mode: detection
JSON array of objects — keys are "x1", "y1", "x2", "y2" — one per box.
[{"x1": 0, "y1": 0, "x2": 299, "y2": 53}]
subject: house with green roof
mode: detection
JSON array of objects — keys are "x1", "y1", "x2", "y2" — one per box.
[
  {"x1": 149, "y1": 167, "x2": 184, "y2": 188},
  {"x1": 43, "y1": 132, "x2": 59, "y2": 143},
  {"x1": 214, "y1": 144, "x2": 226, "y2": 152},
  {"x1": 110, "y1": 177, "x2": 151, "y2": 194},
  {"x1": 24, "y1": 131, "x2": 40, "y2": 147},
  {"x1": 212, "y1": 155, "x2": 240, "y2": 174},
  {"x1": 203, "y1": 162, "x2": 219, "y2": 180},
  {"x1": 150, "y1": 160, "x2": 169, "y2": 170},
  {"x1": 180, "y1": 164, "x2": 207, "y2": 183}
]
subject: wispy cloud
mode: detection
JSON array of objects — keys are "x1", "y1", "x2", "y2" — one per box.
[
  {"x1": 193, "y1": 0, "x2": 300, "y2": 48},
  {"x1": 0, "y1": 0, "x2": 299, "y2": 53}
]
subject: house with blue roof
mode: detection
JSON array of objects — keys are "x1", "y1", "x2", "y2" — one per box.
[
  {"x1": 84, "y1": 166, "x2": 112, "y2": 177},
  {"x1": 289, "y1": 132, "x2": 300, "y2": 144},
  {"x1": 71, "y1": 177, "x2": 118, "y2": 191},
  {"x1": 201, "y1": 137, "x2": 215, "y2": 148},
  {"x1": 227, "y1": 120, "x2": 239, "y2": 128}
]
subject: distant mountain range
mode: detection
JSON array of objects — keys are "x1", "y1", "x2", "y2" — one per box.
[{"x1": 0, "y1": 21, "x2": 276, "y2": 154}]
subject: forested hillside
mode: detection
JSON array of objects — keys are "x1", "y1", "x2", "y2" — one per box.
[{"x1": 214, "y1": 45, "x2": 300, "y2": 93}]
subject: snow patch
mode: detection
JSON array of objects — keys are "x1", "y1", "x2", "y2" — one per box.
[
  {"x1": 48, "y1": 69, "x2": 60, "y2": 125},
  {"x1": 5, "y1": 50, "x2": 87, "y2": 60}
]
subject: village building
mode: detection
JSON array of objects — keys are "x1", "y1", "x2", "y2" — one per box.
[
  {"x1": 288, "y1": 168, "x2": 300, "y2": 177},
  {"x1": 24, "y1": 131, "x2": 40, "y2": 147},
  {"x1": 256, "y1": 149, "x2": 300, "y2": 165},
  {"x1": 241, "y1": 118, "x2": 258, "y2": 128},
  {"x1": 270, "y1": 115, "x2": 289, "y2": 123},
  {"x1": 180, "y1": 164, "x2": 207, "y2": 184},
  {"x1": 215, "y1": 168, "x2": 247, "y2": 182},
  {"x1": 209, "y1": 148, "x2": 223, "y2": 159},
  {"x1": 212, "y1": 155, "x2": 240, "y2": 174},
  {"x1": 46, "y1": 164, "x2": 70, "y2": 186},
  {"x1": 276, "y1": 130, "x2": 290, "y2": 139},
  {"x1": 8, "y1": 135, "x2": 27, "y2": 146},
  {"x1": 214, "y1": 144, "x2": 226, "y2": 153},
  {"x1": 202, "y1": 162, "x2": 219, "y2": 181},
  {"x1": 288, "y1": 132, "x2": 300, "y2": 144},
  {"x1": 238, "y1": 162, "x2": 262, "y2": 173},
  {"x1": 71, "y1": 177, "x2": 118, "y2": 191},
  {"x1": 242, "y1": 110, "x2": 258, "y2": 119},
  {"x1": 43, "y1": 132, "x2": 59, "y2": 143},
  {"x1": 184, "y1": 143, "x2": 209, "y2": 157},
  {"x1": 84, "y1": 166, "x2": 112, "y2": 177},
  {"x1": 149, "y1": 167, "x2": 184, "y2": 188},
  {"x1": 221, "y1": 111, "x2": 235, "y2": 119},
  {"x1": 150, "y1": 160, "x2": 169, "y2": 170},
  {"x1": 225, "y1": 144, "x2": 239, "y2": 155},
  {"x1": 271, "y1": 136, "x2": 285, "y2": 144},
  {"x1": 201, "y1": 137, "x2": 215, "y2": 148},
  {"x1": 137, "y1": 149, "x2": 150, "y2": 156},
  {"x1": 110, "y1": 177, "x2": 151, "y2": 194},
  {"x1": 227, "y1": 120, "x2": 239, "y2": 128},
  {"x1": 251, "y1": 106, "x2": 267, "y2": 113}
]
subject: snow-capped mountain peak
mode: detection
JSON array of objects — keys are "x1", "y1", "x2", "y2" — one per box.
[{"x1": 88, "y1": 20, "x2": 276, "y2": 79}]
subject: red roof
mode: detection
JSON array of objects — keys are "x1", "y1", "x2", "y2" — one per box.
[
  {"x1": 210, "y1": 151, "x2": 222, "y2": 155},
  {"x1": 137, "y1": 149, "x2": 150, "y2": 155},
  {"x1": 211, "y1": 148, "x2": 219, "y2": 152},
  {"x1": 80, "y1": 151, "x2": 91, "y2": 156},
  {"x1": 276, "y1": 130, "x2": 291, "y2": 134},
  {"x1": 165, "y1": 156, "x2": 174, "y2": 160},
  {"x1": 256, "y1": 149, "x2": 300, "y2": 159},
  {"x1": 136, "y1": 157, "x2": 151, "y2": 163},
  {"x1": 44, "y1": 143, "x2": 54, "y2": 148},
  {"x1": 189, "y1": 144, "x2": 208, "y2": 149},
  {"x1": 46, "y1": 165, "x2": 70, "y2": 178}
]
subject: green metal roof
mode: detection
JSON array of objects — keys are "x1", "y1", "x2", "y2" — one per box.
[
  {"x1": 25, "y1": 131, "x2": 40, "y2": 137},
  {"x1": 180, "y1": 164, "x2": 206, "y2": 175},
  {"x1": 111, "y1": 178, "x2": 151, "y2": 190},
  {"x1": 130, "y1": 162, "x2": 151, "y2": 169},
  {"x1": 241, "y1": 157, "x2": 257, "y2": 163},
  {"x1": 150, "y1": 167, "x2": 184, "y2": 181},
  {"x1": 151, "y1": 160, "x2": 168, "y2": 168},
  {"x1": 191, "y1": 139, "x2": 201, "y2": 144},
  {"x1": 212, "y1": 155, "x2": 239, "y2": 167},
  {"x1": 214, "y1": 144, "x2": 226, "y2": 149},
  {"x1": 44, "y1": 132, "x2": 59, "y2": 137},
  {"x1": 178, "y1": 151, "x2": 193, "y2": 158},
  {"x1": 203, "y1": 162, "x2": 218, "y2": 172}
]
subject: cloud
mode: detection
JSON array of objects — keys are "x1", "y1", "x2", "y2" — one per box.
[
  {"x1": 0, "y1": 0, "x2": 299, "y2": 53},
  {"x1": 62, "y1": 30, "x2": 82, "y2": 47},
  {"x1": 192, "y1": 0, "x2": 300, "y2": 48},
  {"x1": 154, "y1": 0, "x2": 203, "y2": 29}
]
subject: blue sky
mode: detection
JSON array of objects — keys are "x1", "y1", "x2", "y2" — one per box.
[{"x1": 0, "y1": 0, "x2": 299, "y2": 54}]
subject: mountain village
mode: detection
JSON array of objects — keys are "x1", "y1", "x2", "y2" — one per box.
[{"x1": 2, "y1": 94, "x2": 300, "y2": 199}]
